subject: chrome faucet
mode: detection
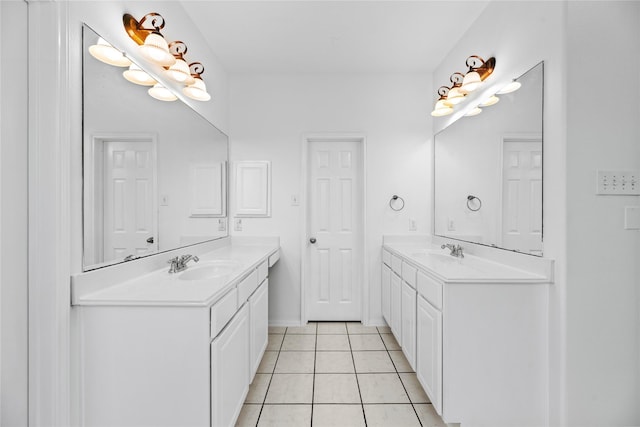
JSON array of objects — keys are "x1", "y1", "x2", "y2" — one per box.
[
  {"x1": 168, "y1": 254, "x2": 200, "y2": 273},
  {"x1": 441, "y1": 243, "x2": 464, "y2": 258}
]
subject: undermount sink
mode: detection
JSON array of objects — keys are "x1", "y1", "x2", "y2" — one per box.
[{"x1": 178, "y1": 260, "x2": 241, "y2": 281}]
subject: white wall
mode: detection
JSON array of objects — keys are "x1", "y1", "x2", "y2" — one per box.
[
  {"x1": 565, "y1": 2, "x2": 640, "y2": 425},
  {"x1": 0, "y1": 1, "x2": 29, "y2": 425},
  {"x1": 229, "y1": 73, "x2": 431, "y2": 325},
  {"x1": 432, "y1": 1, "x2": 567, "y2": 424}
]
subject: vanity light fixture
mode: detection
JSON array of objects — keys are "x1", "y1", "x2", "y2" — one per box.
[
  {"x1": 431, "y1": 86, "x2": 454, "y2": 117},
  {"x1": 123, "y1": 13, "x2": 176, "y2": 67},
  {"x1": 460, "y1": 55, "x2": 496, "y2": 94},
  {"x1": 148, "y1": 83, "x2": 178, "y2": 102},
  {"x1": 497, "y1": 79, "x2": 522, "y2": 94},
  {"x1": 122, "y1": 63, "x2": 157, "y2": 86},
  {"x1": 88, "y1": 37, "x2": 131, "y2": 67},
  {"x1": 182, "y1": 63, "x2": 211, "y2": 101},
  {"x1": 444, "y1": 72, "x2": 466, "y2": 106},
  {"x1": 164, "y1": 42, "x2": 196, "y2": 85}
]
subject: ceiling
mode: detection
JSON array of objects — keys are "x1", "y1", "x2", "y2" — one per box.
[{"x1": 181, "y1": 1, "x2": 489, "y2": 74}]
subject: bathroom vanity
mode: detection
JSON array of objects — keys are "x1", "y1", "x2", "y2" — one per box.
[
  {"x1": 382, "y1": 236, "x2": 553, "y2": 426},
  {"x1": 72, "y1": 237, "x2": 279, "y2": 427}
]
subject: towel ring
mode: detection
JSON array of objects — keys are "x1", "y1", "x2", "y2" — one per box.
[
  {"x1": 466, "y1": 195, "x2": 482, "y2": 212},
  {"x1": 389, "y1": 195, "x2": 405, "y2": 211}
]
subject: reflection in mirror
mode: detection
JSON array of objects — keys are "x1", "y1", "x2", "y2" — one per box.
[
  {"x1": 82, "y1": 25, "x2": 228, "y2": 271},
  {"x1": 434, "y1": 62, "x2": 543, "y2": 256}
]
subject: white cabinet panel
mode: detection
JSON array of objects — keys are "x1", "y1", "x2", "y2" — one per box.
[
  {"x1": 210, "y1": 287, "x2": 238, "y2": 338},
  {"x1": 401, "y1": 281, "x2": 417, "y2": 370},
  {"x1": 211, "y1": 303, "x2": 250, "y2": 427},
  {"x1": 381, "y1": 264, "x2": 391, "y2": 325},
  {"x1": 249, "y1": 280, "x2": 269, "y2": 380},
  {"x1": 382, "y1": 249, "x2": 391, "y2": 266},
  {"x1": 390, "y1": 271, "x2": 402, "y2": 343},
  {"x1": 402, "y1": 262, "x2": 417, "y2": 289},
  {"x1": 234, "y1": 161, "x2": 271, "y2": 217},
  {"x1": 417, "y1": 270, "x2": 443, "y2": 310},
  {"x1": 417, "y1": 295, "x2": 442, "y2": 415}
]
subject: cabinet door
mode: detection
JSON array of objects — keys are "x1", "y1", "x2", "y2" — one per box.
[
  {"x1": 211, "y1": 303, "x2": 250, "y2": 427},
  {"x1": 250, "y1": 279, "x2": 269, "y2": 380},
  {"x1": 381, "y1": 264, "x2": 391, "y2": 325},
  {"x1": 416, "y1": 295, "x2": 442, "y2": 415},
  {"x1": 390, "y1": 272, "x2": 402, "y2": 343},
  {"x1": 401, "y1": 281, "x2": 417, "y2": 370}
]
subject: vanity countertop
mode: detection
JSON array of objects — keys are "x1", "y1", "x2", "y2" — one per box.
[
  {"x1": 74, "y1": 241, "x2": 279, "y2": 307},
  {"x1": 383, "y1": 242, "x2": 551, "y2": 284}
]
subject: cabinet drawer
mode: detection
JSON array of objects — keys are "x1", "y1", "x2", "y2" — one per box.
[
  {"x1": 211, "y1": 287, "x2": 239, "y2": 338},
  {"x1": 402, "y1": 262, "x2": 417, "y2": 289},
  {"x1": 237, "y1": 270, "x2": 259, "y2": 305},
  {"x1": 257, "y1": 261, "x2": 268, "y2": 284},
  {"x1": 382, "y1": 249, "x2": 392, "y2": 266},
  {"x1": 391, "y1": 254, "x2": 402, "y2": 274},
  {"x1": 417, "y1": 271, "x2": 443, "y2": 310}
]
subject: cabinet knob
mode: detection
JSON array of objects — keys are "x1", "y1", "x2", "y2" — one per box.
[{"x1": 309, "y1": 237, "x2": 317, "y2": 244}]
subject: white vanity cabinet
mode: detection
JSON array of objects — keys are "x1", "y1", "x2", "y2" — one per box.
[
  {"x1": 381, "y1": 264, "x2": 391, "y2": 326},
  {"x1": 390, "y1": 268, "x2": 402, "y2": 342},
  {"x1": 381, "y1": 243, "x2": 551, "y2": 426},
  {"x1": 76, "y1": 246, "x2": 278, "y2": 427}
]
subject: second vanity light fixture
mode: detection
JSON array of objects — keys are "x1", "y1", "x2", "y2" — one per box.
[
  {"x1": 431, "y1": 55, "x2": 496, "y2": 117},
  {"x1": 89, "y1": 12, "x2": 211, "y2": 102}
]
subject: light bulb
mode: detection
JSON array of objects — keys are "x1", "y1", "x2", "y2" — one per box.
[
  {"x1": 139, "y1": 33, "x2": 176, "y2": 67},
  {"x1": 183, "y1": 78, "x2": 211, "y2": 101},
  {"x1": 89, "y1": 38, "x2": 131, "y2": 67},
  {"x1": 148, "y1": 84, "x2": 177, "y2": 101},
  {"x1": 122, "y1": 63, "x2": 157, "y2": 86},
  {"x1": 461, "y1": 71, "x2": 482, "y2": 94},
  {"x1": 164, "y1": 58, "x2": 195, "y2": 85},
  {"x1": 431, "y1": 100, "x2": 453, "y2": 117}
]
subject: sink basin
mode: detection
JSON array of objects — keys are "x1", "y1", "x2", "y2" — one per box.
[
  {"x1": 411, "y1": 250, "x2": 458, "y2": 263},
  {"x1": 178, "y1": 260, "x2": 241, "y2": 281}
]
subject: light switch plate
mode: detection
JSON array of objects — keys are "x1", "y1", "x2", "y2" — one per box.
[
  {"x1": 624, "y1": 206, "x2": 640, "y2": 230},
  {"x1": 234, "y1": 218, "x2": 243, "y2": 231},
  {"x1": 596, "y1": 170, "x2": 640, "y2": 195}
]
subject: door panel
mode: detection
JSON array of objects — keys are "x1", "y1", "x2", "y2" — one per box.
[{"x1": 307, "y1": 140, "x2": 362, "y2": 321}]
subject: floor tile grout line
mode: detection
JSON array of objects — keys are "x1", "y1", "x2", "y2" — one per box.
[
  {"x1": 347, "y1": 328, "x2": 368, "y2": 427},
  {"x1": 379, "y1": 328, "x2": 425, "y2": 427},
  {"x1": 310, "y1": 324, "x2": 318, "y2": 426},
  {"x1": 255, "y1": 326, "x2": 288, "y2": 426}
]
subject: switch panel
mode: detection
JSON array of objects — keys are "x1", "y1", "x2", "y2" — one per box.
[
  {"x1": 596, "y1": 170, "x2": 640, "y2": 195},
  {"x1": 234, "y1": 218, "x2": 243, "y2": 231}
]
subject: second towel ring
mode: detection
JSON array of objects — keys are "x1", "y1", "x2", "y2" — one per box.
[
  {"x1": 467, "y1": 195, "x2": 482, "y2": 212},
  {"x1": 389, "y1": 195, "x2": 405, "y2": 211}
]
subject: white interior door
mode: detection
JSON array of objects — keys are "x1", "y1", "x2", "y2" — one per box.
[
  {"x1": 307, "y1": 140, "x2": 363, "y2": 321},
  {"x1": 501, "y1": 139, "x2": 543, "y2": 255},
  {"x1": 103, "y1": 140, "x2": 158, "y2": 261}
]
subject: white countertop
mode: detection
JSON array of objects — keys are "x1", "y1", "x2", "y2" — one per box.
[
  {"x1": 384, "y1": 242, "x2": 551, "y2": 284},
  {"x1": 73, "y1": 239, "x2": 279, "y2": 307}
]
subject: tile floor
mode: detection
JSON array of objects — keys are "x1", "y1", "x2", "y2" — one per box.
[{"x1": 235, "y1": 322, "x2": 447, "y2": 427}]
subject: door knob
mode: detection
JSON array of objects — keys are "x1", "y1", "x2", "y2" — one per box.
[
  {"x1": 146, "y1": 237, "x2": 154, "y2": 244},
  {"x1": 309, "y1": 237, "x2": 317, "y2": 244}
]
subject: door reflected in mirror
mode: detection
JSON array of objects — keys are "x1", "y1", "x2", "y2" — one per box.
[
  {"x1": 82, "y1": 24, "x2": 228, "y2": 270},
  {"x1": 434, "y1": 62, "x2": 543, "y2": 256}
]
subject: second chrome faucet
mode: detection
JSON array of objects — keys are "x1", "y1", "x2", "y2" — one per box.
[
  {"x1": 441, "y1": 243, "x2": 464, "y2": 258},
  {"x1": 168, "y1": 254, "x2": 200, "y2": 273}
]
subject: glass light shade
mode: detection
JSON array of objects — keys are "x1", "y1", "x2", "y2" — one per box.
[
  {"x1": 139, "y1": 33, "x2": 176, "y2": 67},
  {"x1": 431, "y1": 100, "x2": 453, "y2": 117},
  {"x1": 445, "y1": 87, "x2": 465, "y2": 106},
  {"x1": 182, "y1": 78, "x2": 211, "y2": 101},
  {"x1": 148, "y1": 83, "x2": 177, "y2": 102},
  {"x1": 497, "y1": 80, "x2": 522, "y2": 94},
  {"x1": 89, "y1": 38, "x2": 131, "y2": 67},
  {"x1": 122, "y1": 64, "x2": 157, "y2": 86},
  {"x1": 461, "y1": 71, "x2": 482, "y2": 93},
  {"x1": 164, "y1": 58, "x2": 195, "y2": 85},
  {"x1": 480, "y1": 95, "x2": 500, "y2": 107},
  {"x1": 465, "y1": 107, "x2": 483, "y2": 117}
]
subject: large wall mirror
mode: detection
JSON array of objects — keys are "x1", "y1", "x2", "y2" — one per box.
[
  {"x1": 434, "y1": 62, "x2": 543, "y2": 256},
  {"x1": 82, "y1": 25, "x2": 228, "y2": 271}
]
